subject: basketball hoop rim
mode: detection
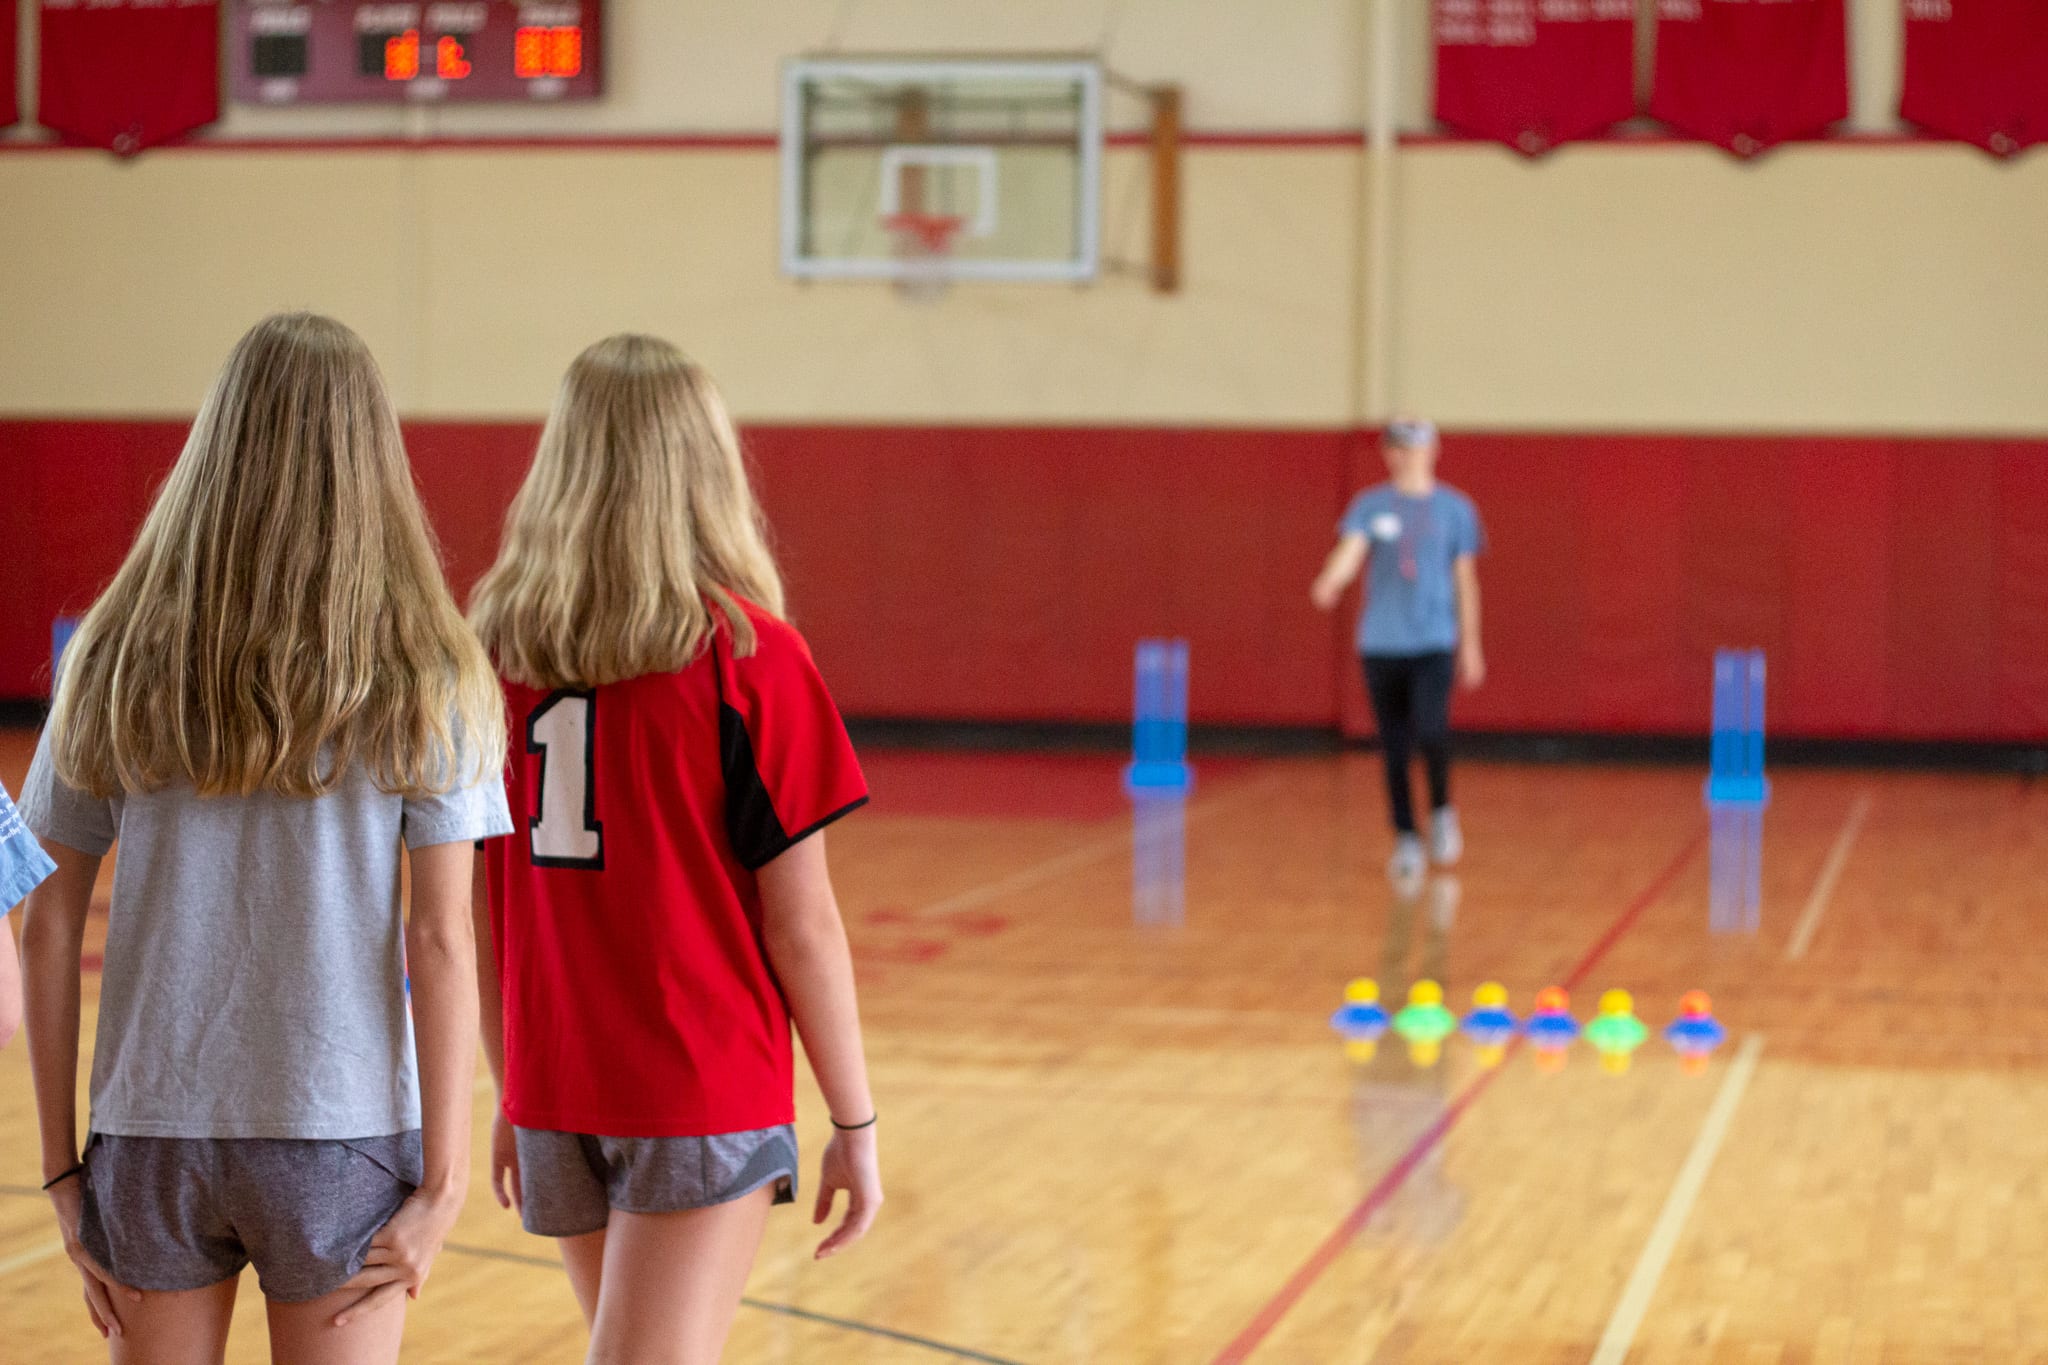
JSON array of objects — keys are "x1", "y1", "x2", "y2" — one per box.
[{"x1": 881, "y1": 211, "x2": 968, "y2": 254}]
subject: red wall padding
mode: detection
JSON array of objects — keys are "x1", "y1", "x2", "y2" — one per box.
[{"x1": 3, "y1": 421, "x2": 2044, "y2": 742}]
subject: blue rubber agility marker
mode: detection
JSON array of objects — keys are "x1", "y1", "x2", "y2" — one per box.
[
  {"x1": 1124, "y1": 639, "x2": 1192, "y2": 794},
  {"x1": 1126, "y1": 640, "x2": 1191, "y2": 925},
  {"x1": 1705, "y1": 649, "x2": 1769, "y2": 934},
  {"x1": 52, "y1": 616, "x2": 81, "y2": 693}
]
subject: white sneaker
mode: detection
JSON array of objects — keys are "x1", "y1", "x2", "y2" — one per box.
[
  {"x1": 1388, "y1": 833, "x2": 1427, "y2": 886},
  {"x1": 1429, "y1": 807, "x2": 1463, "y2": 867}
]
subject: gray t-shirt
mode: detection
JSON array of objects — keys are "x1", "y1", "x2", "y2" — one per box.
[{"x1": 20, "y1": 728, "x2": 512, "y2": 1141}]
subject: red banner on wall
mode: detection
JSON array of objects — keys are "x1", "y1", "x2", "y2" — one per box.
[
  {"x1": 3, "y1": 0, "x2": 18, "y2": 128},
  {"x1": 39, "y1": 0, "x2": 220, "y2": 154},
  {"x1": 1901, "y1": 0, "x2": 2048, "y2": 157},
  {"x1": 1434, "y1": 0, "x2": 1638, "y2": 154},
  {"x1": 1651, "y1": 0, "x2": 1849, "y2": 156}
]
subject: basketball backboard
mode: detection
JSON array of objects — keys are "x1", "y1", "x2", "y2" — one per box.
[{"x1": 779, "y1": 58, "x2": 1105, "y2": 286}]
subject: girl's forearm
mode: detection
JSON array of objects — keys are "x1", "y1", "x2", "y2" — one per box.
[
  {"x1": 22, "y1": 850, "x2": 97, "y2": 1181},
  {"x1": 759, "y1": 837, "x2": 875, "y2": 1125},
  {"x1": 407, "y1": 846, "x2": 480, "y2": 1205},
  {"x1": 469, "y1": 850, "x2": 508, "y2": 1095},
  {"x1": 407, "y1": 920, "x2": 478, "y2": 1203},
  {"x1": 767, "y1": 917, "x2": 875, "y2": 1125}
]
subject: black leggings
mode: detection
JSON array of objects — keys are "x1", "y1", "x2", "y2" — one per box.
[{"x1": 1363, "y1": 652, "x2": 1455, "y2": 835}]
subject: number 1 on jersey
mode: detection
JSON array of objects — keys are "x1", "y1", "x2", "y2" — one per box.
[{"x1": 529, "y1": 691, "x2": 604, "y2": 869}]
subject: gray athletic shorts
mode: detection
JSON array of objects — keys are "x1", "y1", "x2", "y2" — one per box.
[
  {"x1": 79, "y1": 1131, "x2": 422, "y2": 1303},
  {"x1": 514, "y1": 1124, "x2": 798, "y2": 1238}
]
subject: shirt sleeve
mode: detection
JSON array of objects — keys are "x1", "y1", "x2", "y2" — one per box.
[
  {"x1": 1453, "y1": 495, "x2": 1486, "y2": 558},
  {"x1": 402, "y1": 726, "x2": 516, "y2": 851},
  {"x1": 17, "y1": 725, "x2": 117, "y2": 858},
  {"x1": 0, "y1": 782, "x2": 58, "y2": 914},
  {"x1": 720, "y1": 617, "x2": 869, "y2": 871},
  {"x1": 1339, "y1": 492, "x2": 1373, "y2": 539}
]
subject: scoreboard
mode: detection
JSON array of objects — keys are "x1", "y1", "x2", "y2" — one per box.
[{"x1": 231, "y1": 2, "x2": 603, "y2": 104}]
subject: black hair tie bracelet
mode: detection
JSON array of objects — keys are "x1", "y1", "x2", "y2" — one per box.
[
  {"x1": 42, "y1": 1164, "x2": 86, "y2": 1191},
  {"x1": 830, "y1": 1114, "x2": 878, "y2": 1132}
]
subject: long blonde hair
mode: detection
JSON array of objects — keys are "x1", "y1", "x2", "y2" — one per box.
[
  {"x1": 469, "y1": 335, "x2": 785, "y2": 689},
  {"x1": 50, "y1": 313, "x2": 506, "y2": 799}
]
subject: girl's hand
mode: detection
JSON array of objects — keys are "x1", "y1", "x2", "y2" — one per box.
[
  {"x1": 1458, "y1": 643, "x2": 1486, "y2": 690},
  {"x1": 812, "y1": 1125, "x2": 882, "y2": 1260},
  {"x1": 1310, "y1": 577, "x2": 1342, "y2": 612},
  {"x1": 332, "y1": 1190, "x2": 462, "y2": 1327},
  {"x1": 49, "y1": 1175, "x2": 141, "y2": 1339},
  {"x1": 490, "y1": 1113, "x2": 523, "y2": 1213}
]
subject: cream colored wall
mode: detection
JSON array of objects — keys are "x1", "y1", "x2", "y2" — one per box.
[
  {"x1": 1390, "y1": 144, "x2": 2048, "y2": 432},
  {"x1": 2, "y1": 0, "x2": 2043, "y2": 434},
  {"x1": 0, "y1": 147, "x2": 1361, "y2": 424}
]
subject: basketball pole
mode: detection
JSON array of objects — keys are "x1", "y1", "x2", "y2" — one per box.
[
  {"x1": 1359, "y1": 0, "x2": 1398, "y2": 426},
  {"x1": 1150, "y1": 86, "x2": 1182, "y2": 294}
]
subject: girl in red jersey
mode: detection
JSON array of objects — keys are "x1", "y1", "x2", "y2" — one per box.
[{"x1": 468, "y1": 335, "x2": 880, "y2": 1363}]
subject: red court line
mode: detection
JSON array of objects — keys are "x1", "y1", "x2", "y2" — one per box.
[{"x1": 1207, "y1": 827, "x2": 1707, "y2": 1365}]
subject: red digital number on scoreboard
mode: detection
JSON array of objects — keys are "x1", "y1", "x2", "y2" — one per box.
[
  {"x1": 514, "y1": 26, "x2": 584, "y2": 79},
  {"x1": 385, "y1": 30, "x2": 420, "y2": 82},
  {"x1": 437, "y1": 36, "x2": 474, "y2": 80}
]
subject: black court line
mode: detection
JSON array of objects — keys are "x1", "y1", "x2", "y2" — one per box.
[{"x1": 442, "y1": 1241, "x2": 1030, "y2": 1365}]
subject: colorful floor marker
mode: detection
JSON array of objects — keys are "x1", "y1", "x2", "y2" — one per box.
[
  {"x1": 1330, "y1": 978, "x2": 1390, "y2": 1063},
  {"x1": 1663, "y1": 990, "x2": 1729, "y2": 1074},
  {"x1": 1525, "y1": 986, "x2": 1579, "y2": 1072},
  {"x1": 1460, "y1": 982, "x2": 1517, "y2": 1069},
  {"x1": 1585, "y1": 988, "x2": 1650, "y2": 1074},
  {"x1": 1392, "y1": 980, "x2": 1458, "y2": 1067}
]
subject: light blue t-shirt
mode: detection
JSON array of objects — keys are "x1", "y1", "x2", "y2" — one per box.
[
  {"x1": 0, "y1": 781, "x2": 56, "y2": 915},
  {"x1": 1340, "y1": 483, "x2": 1486, "y2": 656}
]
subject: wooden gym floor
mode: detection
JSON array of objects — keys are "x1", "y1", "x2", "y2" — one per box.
[{"x1": 1, "y1": 731, "x2": 2043, "y2": 1363}]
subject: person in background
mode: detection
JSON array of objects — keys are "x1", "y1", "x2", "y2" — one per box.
[
  {"x1": 1311, "y1": 418, "x2": 1487, "y2": 883},
  {"x1": 0, "y1": 780, "x2": 56, "y2": 1046},
  {"x1": 19, "y1": 313, "x2": 511, "y2": 1364}
]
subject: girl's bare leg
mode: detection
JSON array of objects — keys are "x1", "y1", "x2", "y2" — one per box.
[
  {"x1": 106, "y1": 1277, "x2": 237, "y2": 1365},
  {"x1": 585, "y1": 1187, "x2": 773, "y2": 1365},
  {"x1": 265, "y1": 1285, "x2": 407, "y2": 1365},
  {"x1": 557, "y1": 1228, "x2": 607, "y2": 1327}
]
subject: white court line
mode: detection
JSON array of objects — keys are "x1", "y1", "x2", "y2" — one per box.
[
  {"x1": 0, "y1": 1239, "x2": 66, "y2": 1280},
  {"x1": 1589, "y1": 1034, "x2": 1766, "y2": 1365},
  {"x1": 1784, "y1": 794, "x2": 1872, "y2": 961},
  {"x1": 918, "y1": 770, "x2": 1287, "y2": 918}
]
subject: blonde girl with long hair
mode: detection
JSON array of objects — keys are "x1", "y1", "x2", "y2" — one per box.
[
  {"x1": 20, "y1": 313, "x2": 512, "y2": 1365},
  {"x1": 470, "y1": 335, "x2": 880, "y2": 1363}
]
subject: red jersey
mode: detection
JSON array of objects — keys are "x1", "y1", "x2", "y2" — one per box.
[{"x1": 487, "y1": 602, "x2": 867, "y2": 1138}]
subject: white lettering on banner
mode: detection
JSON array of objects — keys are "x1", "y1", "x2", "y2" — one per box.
[
  {"x1": 47, "y1": 0, "x2": 219, "y2": 8},
  {"x1": 355, "y1": 5, "x2": 422, "y2": 30},
  {"x1": 1658, "y1": 0, "x2": 1702, "y2": 19},
  {"x1": 1905, "y1": 0, "x2": 1951, "y2": 18},
  {"x1": 249, "y1": 6, "x2": 312, "y2": 34},
  {"x1": 519, "y1": 3, "x2": 582, "y2": 25},
  {"x1": 1485, "y1": 0, "x2": 1537, "y2": 46},
  {"x1": 425, "y1": 2, "x2": 487, "y2": 31}
]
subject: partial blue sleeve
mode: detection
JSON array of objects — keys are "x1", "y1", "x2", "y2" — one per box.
[
  {"x1": 0, "y1": 782, "x2": 58, "y2": 914},
  {"x1": 1339, "y1": 492, "x2": 1373, "y2": 538},
  {"x1": 1456, "y1": 497, "x2": 1487, "y2": 557}
]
